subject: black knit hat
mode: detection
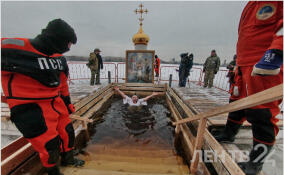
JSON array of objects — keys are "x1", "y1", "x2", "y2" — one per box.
[
  {"x1": 42, "y1": 19, "x2": 77, "y2": 44},
  {"x1": 180, "y1": 53, "x2": 188, "y2": 58}
]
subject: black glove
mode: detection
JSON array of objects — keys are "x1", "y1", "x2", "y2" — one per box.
[
  {"x1": 60, "y1": 95, "x2": 75, "y2": 114},
  {"x1": 214, "y1": 70, "x2": 218, "y2": 74}
]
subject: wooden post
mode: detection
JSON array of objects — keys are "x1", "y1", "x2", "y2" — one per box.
[
  {"x1": 190, "y1": 118, "x2": 207, "y2": 174},
  {"x1": 108, "y1": 71, "x2": 111, "y2": 84},
  {"x1": 169, "y1": 74, "x2": 172, "y2": 87},
  {"x1": 187, "y1": 77, "x2": 190, "y2": 88},
  {"x1": 82, "y1": 120, "x2": 90, "y2": 141},
  {"x1": 70, "y1": 114, "x2": 93, "y2": 141},
  {"x1": 174, "y1": 125, "x2": 181, "y2": 147}
]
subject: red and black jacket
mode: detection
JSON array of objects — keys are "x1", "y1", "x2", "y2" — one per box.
[{"x1": 1, "y1": 38, "x2": 72, "y2": 109}]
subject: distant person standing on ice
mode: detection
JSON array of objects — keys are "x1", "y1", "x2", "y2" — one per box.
[
  {"x1": 114, "y1": 86, "x2": 160, "y2": 106},
  {"x1": 87, "y1": 48, "x2": 103, "y2": 85},
  {"x1": 226, "y1": 54, "x2": 237, "y2": 88},
  {"x1": 1, "y1": 19, "x2": 84, "y2": 175},
  {"x1": 203, "y1": 50, "x2": 220, "y2": 88},
  {"x1": 178, "y1": 53, "x2": 193, "y2": 87},
  {"x1": 213, "y1": 2, "x2": 283, "y2": 175},
  {"x1": 154, "y1": 55, "x2": 160, "y2": 77}
]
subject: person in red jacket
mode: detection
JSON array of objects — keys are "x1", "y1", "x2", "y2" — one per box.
[
  {"x1": 213, "y1": 2, "x2": 283, "y2": 175},
  {"x1": 1, "y1": 19, "x2": 85, "y2": 175},
  {"x1": 154, "y1": 55, "x2": 160, "y2": 77}
]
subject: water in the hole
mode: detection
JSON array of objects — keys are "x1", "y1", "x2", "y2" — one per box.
[
  {"x1": 89, "y1": 97, "x2": 174, "y2": 146},
  {"x1": 69, "y1": 97, "x2": 190, "y2": 174}
]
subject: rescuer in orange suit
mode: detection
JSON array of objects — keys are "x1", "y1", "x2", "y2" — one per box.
[
  {"x1": 154, "y1": 55, "x2": 160, "y2": 77},
  {"x1": 213, "y1": 2, "x2": 283, "y2": 175},
  {"x1": 1, "y1": 19, "x2": 85, "y2": 175}
]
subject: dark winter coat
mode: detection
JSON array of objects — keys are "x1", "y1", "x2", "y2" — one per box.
[
  {"x1": 179, "y1": 55, "x2": 193, "y2": 77},
  {"x1": 96, "y1": 53, "x2": 103, "y2": 70},
  {"x1": 227, "y1": 60, "x2": 236, "y2": 71}
]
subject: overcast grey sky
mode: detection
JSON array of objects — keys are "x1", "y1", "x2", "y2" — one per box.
[{"x1": 1, "y1": 1, "x2": 247, "y2": 63}]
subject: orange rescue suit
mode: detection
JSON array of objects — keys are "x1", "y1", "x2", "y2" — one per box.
[
  {"x1": 229, "y1": 1, "x2": 283, "y2": 145},
  {"x1": 1, "y1": 38, "x2": 75, "y2": 168},
  {"x1": 237, "y1": 1, "x2": 283, "y2": 66}
]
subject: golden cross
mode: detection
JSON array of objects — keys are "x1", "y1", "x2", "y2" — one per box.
[{"x1": 134, "y1": 3, "x2": 148, "y2": 25}]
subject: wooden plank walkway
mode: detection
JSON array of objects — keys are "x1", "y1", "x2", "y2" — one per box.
[{"x1": 60, "y1": 138, "x2": 189, "y2": 175}]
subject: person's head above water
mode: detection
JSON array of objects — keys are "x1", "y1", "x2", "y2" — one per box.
[
  {"x1": 114, "y1": 86, "x2": 161, "y2": 106},
  {"x1": 131, "y1": 94, "x2": 139, "y2": 103}
]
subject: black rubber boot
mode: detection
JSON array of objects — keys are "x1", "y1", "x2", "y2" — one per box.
[
  {"x1": 238, "y1": 161, "x2": 263, "y2": 175},
  {"x1": 238, "y1": 141, "x2": 273, "y2": 175},
  {"x1": 46, "y1": 165, "x2": 64, "y2": 175},
  {"x1": 61, "y1": 150, "x2": 85, "y2": 167},
  {"x1": 213, "y1": 120, "x2": 242, "y2": 143}
]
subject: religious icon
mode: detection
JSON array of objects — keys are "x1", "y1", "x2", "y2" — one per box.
[{"x1": 126, "y1": 50, "x2": 155, "y2": 83}]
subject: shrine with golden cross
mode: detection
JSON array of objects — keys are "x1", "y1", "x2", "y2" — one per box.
[
  {"x1": 132, "y1": 3, "x2": 150, "y2": 50},
  {"x1": 126, "y1": 3, "x2": 155, "y2": 83}
]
